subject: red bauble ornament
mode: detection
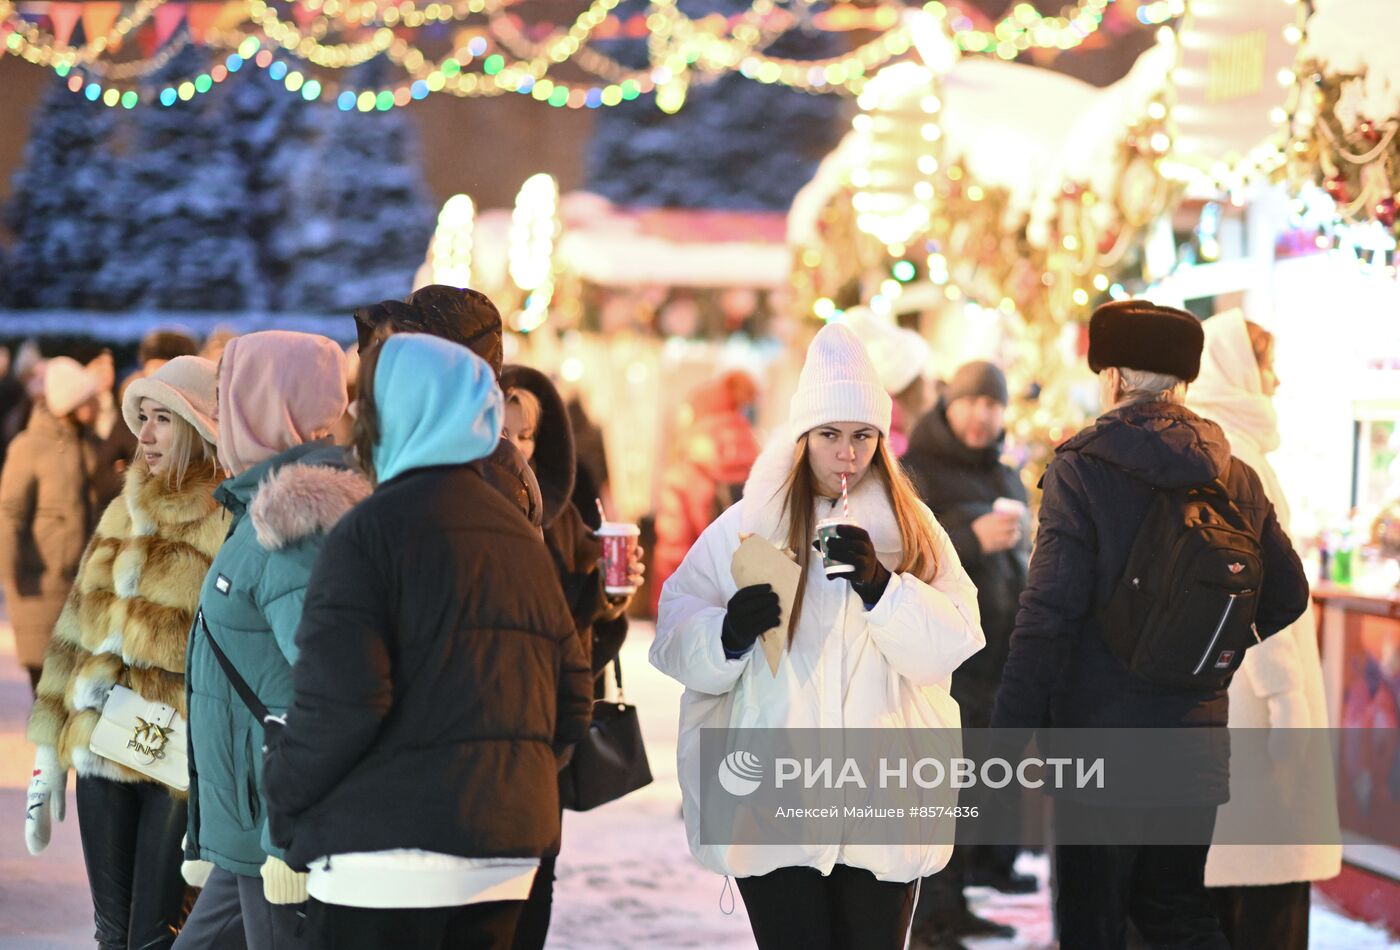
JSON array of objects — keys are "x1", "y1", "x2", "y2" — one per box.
[
  {"x1": 1324, "y1": 176, "x2": 1351, "y2": 203},
  {"x1": 1376, "y1": 197, "x2": 1399, "y2": 228}
]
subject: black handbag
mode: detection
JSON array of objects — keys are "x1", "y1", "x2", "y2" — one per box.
[{"x1": 559, "y1": 657, "x2": 653, "y2": 811}]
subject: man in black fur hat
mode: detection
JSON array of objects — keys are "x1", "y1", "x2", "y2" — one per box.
[{"x1": 990, "y1": 300, "x2": 1310, "y2": 950}]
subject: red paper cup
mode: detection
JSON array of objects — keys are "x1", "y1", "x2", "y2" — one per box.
[{"x1": 597, "y1": 522, "x2": 640, "y2": 595}]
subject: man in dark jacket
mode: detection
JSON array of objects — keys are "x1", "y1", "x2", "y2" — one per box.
[
  {"x1": 354, "y1": 286, "x2": 545, "y2": 529},
  {"x1": 904, "y1": 362, "x2": 1032, "y2": 947},
  {"x1": 991, "y1": 301, "x2": 1310, "y2": 950}
]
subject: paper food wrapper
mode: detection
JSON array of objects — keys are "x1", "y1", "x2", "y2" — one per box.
[{"x1": 730, "y1": 535, "x2": 800, "y2": 675}]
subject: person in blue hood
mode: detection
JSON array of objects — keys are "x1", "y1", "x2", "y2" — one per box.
[{"x1": 261, "y1": 334, "x2": 592, "y2": 950}]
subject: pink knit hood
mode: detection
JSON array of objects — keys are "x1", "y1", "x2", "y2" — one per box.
[{"x1": 216, "y1": 331, "x2": 348, "y2": 475}]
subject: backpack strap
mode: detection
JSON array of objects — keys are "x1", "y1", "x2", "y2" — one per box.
[{"x1": 198, "y1": 608, "x2": 272, "y2": 723}]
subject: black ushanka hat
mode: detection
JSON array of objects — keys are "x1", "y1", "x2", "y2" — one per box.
[{"x1": 1087, "y1": 300, "x2": 1205, "y2": 382}]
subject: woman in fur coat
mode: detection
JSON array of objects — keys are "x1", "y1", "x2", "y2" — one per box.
[
  {"x1": 651, "y1": 324, "x2": 984, "y2": 950},
  {"x1": 24, "y1": 356, "x2": 226, "y2": 950}
]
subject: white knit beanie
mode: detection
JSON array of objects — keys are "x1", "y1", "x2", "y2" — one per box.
[
  {"x1": 788, "y1": 323, "x2": 893, "y2": 439},
  {"x1": 43, "y1": 356, "x2": 100, "y2": 418},
  {"x1": 843, "y1": 307, "x2": 931, "y2": 396}
]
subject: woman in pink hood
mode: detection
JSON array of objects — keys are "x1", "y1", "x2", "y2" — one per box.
[{"x1": 175, "y1": 331, "x2": 370, "y2": 950}]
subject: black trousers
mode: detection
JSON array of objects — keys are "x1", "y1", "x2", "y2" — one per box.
[
  {"x1": 1208, "y1": 881, "x2": 1310, "y2": 950},
  {"x1": 75, "y1": 774, "x2": 189, "y2": 950},
  {"x1": 305, "y1": 899, "x2": 523, "y2": 950},
  {"x1": 510, "y1": 852, "x2": 555, "y2": 950},
  {"x1": 735, "y1": 864, "x2": 916, "y2": 950},
  {"x1": 1055, "y1": 800, "x2": 1230, "y2": 950}
]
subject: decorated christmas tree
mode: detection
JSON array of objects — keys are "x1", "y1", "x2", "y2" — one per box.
[
  {"x1": 94, "y1": 47, "x2": 267, "y2": 311},
  {"x1": 2, "y1": 78, "x2": 119, "y2": 308}
]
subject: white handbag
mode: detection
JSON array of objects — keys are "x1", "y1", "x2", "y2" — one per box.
[{"x1": 89, "y1": 684, "x2": 189, "y2": 791}]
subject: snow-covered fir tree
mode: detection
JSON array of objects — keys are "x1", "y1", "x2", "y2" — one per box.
[
  {"x1": 271, "y1": 58, "x2": 435, "y2": 312},
  {"x1": 94, "y1": 46, "x2": 267, "y2": 311},
  {"x1": 584, "y1": 0, "x2": 842, "y2": 210},
  {"x1": 2, "y1": 78, "x2": 119, "y2": 308},
  {"x1": 216, "y1": 66, "x2": 323, "y2": 305}
]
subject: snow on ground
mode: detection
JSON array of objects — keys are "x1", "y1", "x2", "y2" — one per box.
[{"x1": 0, "y1": 618, "x2": 1396, "y2": 948}]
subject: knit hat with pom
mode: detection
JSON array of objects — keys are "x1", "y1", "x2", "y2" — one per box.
[
  {"x1": 43, "y1": 357, "x2": 100, "y2": 418},
  {"x1": 788, "y1": 323, "x2": 893, "y2": 439}
]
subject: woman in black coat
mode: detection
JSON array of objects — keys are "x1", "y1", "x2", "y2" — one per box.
[
  {"x1": 262, "y1": 334, "x2": 592, "y2": 950},
  {"x1": 499, "y1": 364, "x2": 644, "y2": 950}
]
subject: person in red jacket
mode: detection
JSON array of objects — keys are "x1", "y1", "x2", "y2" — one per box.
[{"x1": 651, "y1": 371, "x2": 761, "y2": 616}]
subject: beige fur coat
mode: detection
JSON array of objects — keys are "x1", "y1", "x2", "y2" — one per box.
[{"x1": 26, "y1": 458, "x2": 227, "y2": 786}]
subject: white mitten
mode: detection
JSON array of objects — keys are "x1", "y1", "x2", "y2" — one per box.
[
  {"x1": 261, "y1": 855, "x2": 308, "y2": 905},
  {"x1": 180, "y1": 833, "x2": 213, "y2": 888},
  {"x1": 25, "y1": 746, "x2": 66, "y2": 856}
]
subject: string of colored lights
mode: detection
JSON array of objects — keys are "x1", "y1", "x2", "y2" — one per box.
[{"x1": 14, "y1": 0, "x2": 1143, "y2": 110}]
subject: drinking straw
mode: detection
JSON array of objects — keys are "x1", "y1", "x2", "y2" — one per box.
[
  {"x1": 841, "y1": 473, "x2": 850, "y2": 520},
  {"x1": 596, "y1": 497, "x2": 608, "y2": 525}
]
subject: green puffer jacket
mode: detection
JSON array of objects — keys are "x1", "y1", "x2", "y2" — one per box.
[{"x1": 184, "y1": 441, "x2": 370, "y2": 876}]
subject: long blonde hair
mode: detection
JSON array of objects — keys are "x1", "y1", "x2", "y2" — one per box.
[{"x1": 780, "y1": 433, "x2": 938, "y2": 645}]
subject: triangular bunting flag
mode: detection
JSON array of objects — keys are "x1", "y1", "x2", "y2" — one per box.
[
  {"x1": 184, "y1": 2, "x2": 222, "y2": 43},
  {"x1": 137, "y1": 18, "x2": 159, "y2": 58},
  {"x1": 80, "y1": 2, "x2": 121, "y2": 46},
  {"x1": 154, "y1": 2, "x2": 186, "y2": 47},
  {"x1": 47, "y1": 2, "x2": 82, "y2": 48}
]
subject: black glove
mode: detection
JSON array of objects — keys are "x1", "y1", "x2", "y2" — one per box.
[
  {"x1": 818, "y1": 525, "x2": 892, "y2": 604},
  {"x1": 721, "y1": 584, "x2": 782, "y2": 655}
]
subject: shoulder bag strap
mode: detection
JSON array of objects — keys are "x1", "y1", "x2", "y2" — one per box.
[
  {"x1": 198, "y1": 608, "x2": 272, "y2": 723},
  {"x1": 612, "y1": 656, "x2": 626, "y2": 703}
]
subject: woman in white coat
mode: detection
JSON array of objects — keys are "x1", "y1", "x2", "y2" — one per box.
[
  {"x1": 651, "y1": 324, "x2": 984, "y2": 950},
  {"x1": 1188, "y1": 309, "x2": 1340, "y2": 950}
]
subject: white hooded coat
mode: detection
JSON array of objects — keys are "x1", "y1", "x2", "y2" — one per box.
[
  {"x1": 1189, "y1": 310, "x2": 1341, "y2": 887},
  {"x1": 650, "y1": 426, "x2": 985, "y2": 883}
]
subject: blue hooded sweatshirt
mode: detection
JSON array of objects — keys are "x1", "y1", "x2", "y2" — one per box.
[{"x1": 372, "y1": 333, "x2": 504, "y2": 484}]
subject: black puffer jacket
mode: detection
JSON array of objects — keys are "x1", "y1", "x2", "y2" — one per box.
[
  {"x1": 904, "y1": 401, "x2": 1029, "y2": 686},
  {"x1": 501, "y1": 365, "x2": 628, "y2": 678},
  {"x1": 262, "y1": 463, "x2": 592, "y2": 868},
  {"x1": 992, "y1": 402, "x2": 1308, "y2": 735}
]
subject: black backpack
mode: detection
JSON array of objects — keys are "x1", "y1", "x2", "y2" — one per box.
[{"x1": 1099, "y1": 479, "x2": 1264, "y2": 689}]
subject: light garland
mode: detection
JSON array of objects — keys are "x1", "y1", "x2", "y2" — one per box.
[{"x1": 7, "y1": 0, "x2": 1146, "y2": 109}]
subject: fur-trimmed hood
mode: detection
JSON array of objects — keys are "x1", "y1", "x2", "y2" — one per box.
[
  {"x1": 250, "y1": 461, "x2": 371, "y2": 551},
  {"x1": 500, "y1": 364, "x2": 576, "y2": 528},
  {"x1": 740, "y1": 425, "x2": 904, "y2": 566}
]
